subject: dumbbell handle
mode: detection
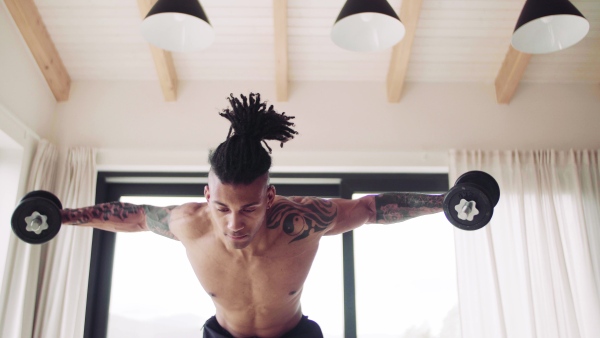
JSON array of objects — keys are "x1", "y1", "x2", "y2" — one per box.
[
  {"x1": 461, "y1": 201, "x2": 473, "y2": 214},
  {"x1": 29, "y1": 216, "x2": 44, "y2": 231}
]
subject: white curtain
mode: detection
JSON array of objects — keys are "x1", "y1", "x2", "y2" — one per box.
[
  {"x1": 0, "y1": 140, "x2": 58, "y2": 338},
  {"x1": 450, "y1": 150, "x2": 600, "y2": 338},
  {"x1": 0, "y1": 141, "x2": 97, "y2": 338},
  {"x1": 33, "y1": 146, "x2": 97, "y2": 338}
]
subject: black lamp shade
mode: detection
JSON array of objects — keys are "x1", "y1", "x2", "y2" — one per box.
[
  {"x1": 512, "y1": 0, "x2": 589, "y2": 54},
  {"x1": 141, "y1": 0, "x2": 214, "y2": 52},
  {"x1": 331, "y1": 0, "x2": 405, "y2": 52}
]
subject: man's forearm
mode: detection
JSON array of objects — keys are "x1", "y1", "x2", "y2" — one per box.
[
  {"x1": 375, "y1": 192, "x2": 445, "y2": 224},
  {"x1": 61, "y1": 202, "x2": 146, "y2": 232}
]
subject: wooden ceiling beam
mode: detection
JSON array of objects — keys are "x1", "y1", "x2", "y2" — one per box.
[
  {"x1": 387, "y1": 0, "x2": 423, "y2": 103},
  {"x1": 137, "y1": 0, "x2": 178, "y2": 102},
  {"x1": 273, "y1": 0, "x2": 288, "y2": 101},
  {"x1": 495, "y1": 46, "x2": 531, "y2": 104},
  {"x1": 5, "y1": 0, "x2": 71, "y2": 102}
]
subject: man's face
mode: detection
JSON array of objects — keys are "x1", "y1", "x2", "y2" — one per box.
[{"x1": 204, "y1": 172, "x2": 275, "y2": 250}]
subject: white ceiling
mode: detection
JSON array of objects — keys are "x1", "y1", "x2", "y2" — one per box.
[{"x1": 34, "y1": 0, "x2": 600, "y2": 84}]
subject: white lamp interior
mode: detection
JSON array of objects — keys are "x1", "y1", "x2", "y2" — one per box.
[
  {"x1": 141, "y1": 13, "x2": 214, "y2": 52},
  {"x1": 331, "y1": 12, "x2": 405, "y2": 52},
  {"x1": 512, "y1": 14, "x2": 590, "y2": 54}
]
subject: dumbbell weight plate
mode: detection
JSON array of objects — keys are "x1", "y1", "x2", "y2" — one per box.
[
  {"x1": 455, "y1": 171, "x2": 500, "y2": 207},
  {"x1": 11, "y1": 196, "x2": 62, "y2": 244},
  {"x1": 20, "y1": 190, "x2": 63, "y2": 210},
  {"x1": 443, "y1": 182, "x2": 493, "y2": 231}
]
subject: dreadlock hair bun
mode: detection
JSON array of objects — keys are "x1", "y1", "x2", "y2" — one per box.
[{"x1": 209, "y1": 93, "x2": 298, "y2": 185}]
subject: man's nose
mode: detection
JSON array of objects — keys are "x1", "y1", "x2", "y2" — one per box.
[{"x1": 227, "y1": 213, "x2": 244, "y2": 231}]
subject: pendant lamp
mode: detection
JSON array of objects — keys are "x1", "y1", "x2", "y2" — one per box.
[
  {"x1": 141, "y1": 0, "x2": 214, "y2": 52},
  {"x1": 511, "y1": 0, "x2": 589, "y2": 54},
  {"x1": 331, "y1": 0, "x2": 405, "y2": 52}
]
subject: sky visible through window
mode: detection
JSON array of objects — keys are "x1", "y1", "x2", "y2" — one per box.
[{"x1": 107, "y1": 194, "x2": 459, "y2": 338}]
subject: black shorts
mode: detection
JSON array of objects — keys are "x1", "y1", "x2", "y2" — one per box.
[{"x1": 202, "y1": 315, "x2": 324, "y2": 338}]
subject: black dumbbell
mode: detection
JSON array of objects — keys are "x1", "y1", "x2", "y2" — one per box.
[
  {"x1": 443, "y1": 171, "x2": 500, "y2": 231},
  {"x1": 11, "y1": 190, "x2": 63, "y2": 244}
]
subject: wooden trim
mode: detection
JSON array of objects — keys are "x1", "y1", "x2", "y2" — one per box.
[
  {"x1": 137, "y1": 0, "x2": 178, "y2": 102},
  {"x1": 387, "y1": 0, "x2": 423, "y2": 103},
  {"x1": 495, "y1": 46, "x2": 532, "y2": 104},
  {"x1": 148, "y1": 46, "x2": 178, "y2": 102},
  {"x1": 273, "y1": 0, "x2": 288, "y2": 101},
  {"x1": 5, "y1": 0, "x2": 71, "y2": 102}
]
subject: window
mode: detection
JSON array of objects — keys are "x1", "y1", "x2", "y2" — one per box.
[
  {"x1": 353, "y1": 195, "x2": 459, "y2": 337},
  {"x1": 107, "y1": 195, "x2": 345, "y2": 338},
  {"x1": 107, "y1": 196, "x2": 210, "y2": 337},
  {"x1": 85, "y1": 172, "x2": 453, "y2": 338}
]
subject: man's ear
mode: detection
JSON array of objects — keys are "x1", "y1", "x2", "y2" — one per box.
[
  {"x1": 204, "y1": 185, "x2": 210, "y2": 202},
  {"x1": 267, "y1": 184, "x2": 275, "y2": 208}
]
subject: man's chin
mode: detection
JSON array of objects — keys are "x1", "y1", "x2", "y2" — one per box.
[
  {"x1": 228, "y1": 234, "x2": 250, "y2": 249},
  {"x1": 232, "y1": 242, "x2": 250, "y2": 249}
]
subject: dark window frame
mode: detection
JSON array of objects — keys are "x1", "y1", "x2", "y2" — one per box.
[{"x1": 84, "y1": 171, "x2": 448, "y2": 338}]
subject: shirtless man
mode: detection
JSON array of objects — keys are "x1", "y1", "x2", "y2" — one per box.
[{"x1": 61, "y1": 93, "x2": 445, "y2": 338}]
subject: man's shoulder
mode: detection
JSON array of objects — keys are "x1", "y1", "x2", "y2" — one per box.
[
  {"x1": 272, "y1": 195, "x2": 338, "y2": 212},
  {"x1": 175, "y1": 201, "x2": 207, "y2": 215},
  {"x1": 272, "y1": 195, "x2": 330, "y2": 206},
  {"x1": 267, "y1": 196, "x2": 338, "y2": 243},
  {"x1": 170, "y1": 202, "x2": 211, "y2": 238}
]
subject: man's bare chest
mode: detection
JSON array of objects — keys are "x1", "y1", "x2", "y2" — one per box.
[{"x1": 184, "y1": 239, "x2": 319, "y2": 308}]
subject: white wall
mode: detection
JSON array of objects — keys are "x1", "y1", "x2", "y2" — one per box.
[
  {"x1": 0, "y1": 0, "x2": 56, "y2": 199},
  {"x1": 0, "y1": 0, "x2": 56, "y2": 295},
  {"x1": 0, "y1": 0, "x2": 56, "y2": 198},
  {"x1": 0, "y1": 2, "x2": 57, "y2": 140},
  {"x1": 53, "y1": 80, "x2": 600, "y2": 172}
]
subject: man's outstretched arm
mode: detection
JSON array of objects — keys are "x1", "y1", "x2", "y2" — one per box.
[
  {"x1": 374, "y1": 192, "x2": 445, "y2": 224},
  {"x1": 60, "y1": 203, "x2": 179, "y2": 240},
  {"x1": 325, "y1": 192, "x2": 445, "y2": 236}
]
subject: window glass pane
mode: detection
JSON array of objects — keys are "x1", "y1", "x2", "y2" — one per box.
[
  {"x1": 353, "y1": 193, "x2": 461, "y2": 338},
  {"x1": 108, "y1": 196, "x2": 210, "y2": 338},
  {"x1": 107, "y1": 195, "x2": 344, "y2": 338},
  {"x1": 301, "y1": 234, "x2": 344, "y2": 338}
]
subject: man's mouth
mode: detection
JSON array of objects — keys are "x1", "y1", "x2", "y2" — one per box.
[{"x1": 229, "y1": 234, "x2": 248, "y2": 240}]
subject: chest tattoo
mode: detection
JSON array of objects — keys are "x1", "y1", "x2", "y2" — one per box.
[{"x1": 267, "y1": 198, "x2": 337, "y2": 243}]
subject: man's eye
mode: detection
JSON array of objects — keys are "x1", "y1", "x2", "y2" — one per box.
[
  {"x1": 243, "y1": 208, "x2": 256, "y2": 213},
  {"x1": 217, "y1": 208, "x2": 229, "y2": 212}
]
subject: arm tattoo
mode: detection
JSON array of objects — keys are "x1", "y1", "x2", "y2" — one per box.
[
  {"x1": 62, "y1": 202, "x2": 143, "y2": 225},
  {"x1": 267, "y1": 197, "x2": 337, "y2": 243},
  {"x1": 143, "y1": 205, "x2": 177, "y2": 239},
  {"x1": 375, "y1": 193, "x2": 444, "y2": 224},
  {"x1": 62, "y1": 203, "x2": 177, "y2": 240}
]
